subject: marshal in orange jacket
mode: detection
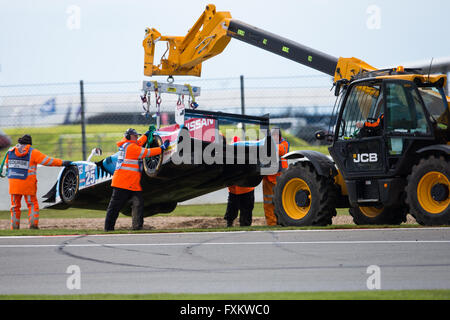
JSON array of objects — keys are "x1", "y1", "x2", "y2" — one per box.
[
  {"x1": 265, "y1": 138, "x2": 290, "y2": 183},
  {"x1": 111, "y1": 135, "x2": 162, "y2": 191},
  {"x1": 228, "y1": 185, "x2": 255, "y2": 195},
  {"x1": 6, "y1": 144, "x2": 63, "y2": 195}
]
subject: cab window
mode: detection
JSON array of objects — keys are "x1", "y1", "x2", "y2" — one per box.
[
  {"x1": 385, "y1": 82, "x2": 429, "y2": 135},
  {"x1": 418, "y1": 86, "x2": 448, "y2": 130},
  {"x1": 338, "y1": 83, "x2": 383, "y2": 140}
]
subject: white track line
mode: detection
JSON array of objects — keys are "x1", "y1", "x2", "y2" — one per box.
[
  {"x1": 0, "y1": 227, "x2": 449, "y2": 240},
  {"x1": 1, "y1": 240, "x2": 450, "y2": 248}
]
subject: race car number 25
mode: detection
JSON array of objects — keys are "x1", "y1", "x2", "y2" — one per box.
[{"x1": 85, "y1": 167, "x2": 96, "y2": 186}]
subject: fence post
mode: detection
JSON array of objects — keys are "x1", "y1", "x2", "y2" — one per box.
[
  {"x1": 79, "y1": 80, "x2": 87, "y2": 161},
  {"x1": 58, "y1": 136, "x2": 63, "y2": 159},
  {"x1": 240, "y1": 75, "x2": 246, "y2": 137}
]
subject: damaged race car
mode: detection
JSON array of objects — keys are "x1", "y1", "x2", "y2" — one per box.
[{"x1": 43, "y1": 108, "x2": 279, "y2": 217}]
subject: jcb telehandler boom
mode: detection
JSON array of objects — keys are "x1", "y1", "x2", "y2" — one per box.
[
  {"x1": 143, "y1": 4, "x2": 375, "y2": 83},
  {"x1": 143, "y1": 4, "x2": 450, "y2": 226}
]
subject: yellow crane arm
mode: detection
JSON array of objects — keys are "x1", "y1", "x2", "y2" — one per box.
[{"x1": 142, "y1": 4, "x2": 232, "y2": 77}]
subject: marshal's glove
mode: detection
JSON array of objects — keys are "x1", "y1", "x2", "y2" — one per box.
[
  {"x1": 62, "y1": 161, "x2": 72, "y2": 167},
  {"x1": 145, "y1": 125, "x2": 156, "y2": 144},
  {"x1": 160, "y1": 140, "x2": 170, "y2": 151}
]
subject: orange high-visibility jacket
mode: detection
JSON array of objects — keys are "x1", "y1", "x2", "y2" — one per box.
[
  {"x1": 228, "y1": 185, "x2": 255, "y2": 195},
  {"x1": 266, "y1": 138, "x2": 290, "y2": 183},
  {"x1": 227, "y1": 136, "x2": 256, "y2": 194},
  {"x1": 6, "y1": 144, "x2": 63, "y2": 195},
  {"x1": 111, "y1": 135, "x2": 162, "y2": 191},
  {"x1": 364, "y1": 114, "x2": 384, "y2": 128}
]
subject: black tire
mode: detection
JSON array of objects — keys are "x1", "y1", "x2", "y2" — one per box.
[
  {"x1": 143, "y1": 135, "x2": 163, "y2": 177},
  {"x1": 405, "y1": 156, "x2": 450, "y2": 226},
  {"x1": 274, "y1": 161, "x2": 337, "y2": 226},
  {"x1": 349, "y1": 205, "x2": 407, "y2": 225},
  {"x1": 59, "y1": 166, "x2": 79, "y2": 204}
]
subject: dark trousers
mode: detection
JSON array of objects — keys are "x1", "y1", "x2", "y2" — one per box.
[
  {"x1": 224, "y1": 190, "x2": 255, "y2": 227},
  {"x1": 105, "y1": 187, "x2": 144, "y2": 231}
]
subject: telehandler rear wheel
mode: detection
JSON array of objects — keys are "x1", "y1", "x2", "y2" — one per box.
[
  {"x1": 406, "y1": 156, "x2": 450, "y2": 226},
  {"x1": 274, "y1": 161, "x2": 337, "y2": 226},
  {"x1": 349, "y1": 205, "x2": 407, "y2": 225}
]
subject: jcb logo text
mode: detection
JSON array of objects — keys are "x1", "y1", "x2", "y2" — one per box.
[{"x1": 353, "y1": 153, "x2": 378, "y2": 163}]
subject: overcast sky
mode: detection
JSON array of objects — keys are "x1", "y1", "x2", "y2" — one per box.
[{"x1": 0, "y1": 0, "x2": 449, "y2": 85}]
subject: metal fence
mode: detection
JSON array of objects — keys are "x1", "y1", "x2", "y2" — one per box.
[{"x1": 0, "y1": 75, "x2": 336, "y2": 161}]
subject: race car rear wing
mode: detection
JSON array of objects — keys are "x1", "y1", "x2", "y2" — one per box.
[
  {"x1": 184, "y1": 109, "x2": 269, "y2": 127},
  {"x1": 182, "y1": 109, "x2": 270, "y2": 144}
]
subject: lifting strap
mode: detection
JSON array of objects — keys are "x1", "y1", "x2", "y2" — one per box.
[{"x1": 185, "y1": 84, "x2": 199, "y2": 109}]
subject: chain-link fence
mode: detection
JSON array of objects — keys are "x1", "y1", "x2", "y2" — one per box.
[{"x1": 0, "y1": 75, "x2": 336, "y2": 161}]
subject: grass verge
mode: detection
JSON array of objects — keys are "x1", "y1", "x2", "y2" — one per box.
[
  {"x1": 1, "y1": 290, "x2": 449, "y2": 300},
  {"x1": 0, "y1": 203, "x2": 350, "y2": 220},
  {"x1": 0, "y1": 203, "x2": 434, "y2": 237},
  {"x1": 0, "y1": 223, "x2": 427, "y2": 237}
]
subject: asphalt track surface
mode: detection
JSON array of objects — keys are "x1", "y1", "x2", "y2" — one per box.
[{"x1": 0, "y1": 228, "x2": 450, "y2": 295}]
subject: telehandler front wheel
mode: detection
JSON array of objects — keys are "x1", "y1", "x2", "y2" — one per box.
[
  {"x1": 406, "y1": 156, "x2": 450, "y2": 226},
  {"x1": 349, "y1": 205, "x2": 407, "y2": 225},
  {"x1": 274, "y1": 161, "x2": 337, "y2": 226}
]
